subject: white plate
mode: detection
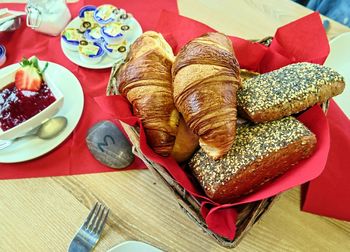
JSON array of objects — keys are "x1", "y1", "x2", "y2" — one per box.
[
  {"x1": 324, "y1": 32, "x2": 350, "y2": 118},
  {"x1": 0, "y1": 61, "x2": 84, "y2": 163},
  {"x1": 107, "y1": 241, "x2": 163, "y2": 252},
  {"x1": 61, "y1": 16, "x2": 143, "y2": 69}
]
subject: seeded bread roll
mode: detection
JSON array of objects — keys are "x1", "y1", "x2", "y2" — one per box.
[
  {"x1": 237, "y1": 62, "x2": 345, "y2": 123},
  {"x1": 189, "y1": 116, "x2": 316, "y2": 203}
]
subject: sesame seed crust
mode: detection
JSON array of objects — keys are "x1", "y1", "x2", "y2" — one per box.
[
  {"x1": 189, "y1": 116, "x2": 316, "y2": 202},
  {"x1": 237, "y1": 62, "x2": 345, "y2": 123}
]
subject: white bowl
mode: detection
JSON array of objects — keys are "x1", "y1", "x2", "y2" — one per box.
[
  {"x1": 94, "y1": 4, "x2": 117, "y2": 25},
  {"x1": 61, "y1": 28, "x2": 82, "y2": 51},
  {"x1": 0, "y1": 60, "x2": 64, "y2": 140},
  {"x1": 0, "y1": 45, "x2": 6, "y2": 66},
  {"x1": 101, "y1": 23, "x2": 124, "y2": 44},
  {"x1": 78, "y1": 41, "x2": 105, "y2": 64},
  {"x1": 102, "y1": 41, "x2": 128, "y2": 60},
  {"x1": 84, "y1": 26, "x2": 103, "y2": 42}
]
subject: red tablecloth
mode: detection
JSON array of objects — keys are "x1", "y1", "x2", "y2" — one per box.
[{"x1": 0, "y1": 0, "x2": 178, "y2": 179}]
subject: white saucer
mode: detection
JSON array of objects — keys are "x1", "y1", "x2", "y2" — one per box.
[
  {"x1": 0, "y1": 61, "x2": 84, "y2": 163},
  {"x1": 107, "y1": 241, "x2": 163, "y2": 252},
  {"x1": 324, "y1": 32, "x2": 350, "y2": 118},
  {"x1": 61, "y1": 16, "x2": 143, "y2": 69}
]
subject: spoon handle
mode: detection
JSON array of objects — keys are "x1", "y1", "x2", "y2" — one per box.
[
  {"x1": 0, "y1": 128, "x2": 37, "y2": 150},
  {"x1": 0, "y1": 140, "x2": 13, "y2": 150}
]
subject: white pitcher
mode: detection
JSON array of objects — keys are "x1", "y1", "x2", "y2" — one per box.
[{"x1": 26, "y1": 0, "x2": 71, "y2": 36}]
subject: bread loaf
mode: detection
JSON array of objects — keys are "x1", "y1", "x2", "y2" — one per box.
[
  {"x1": 171, "y1": 116, "x2": 199, "y2": 163},
  {"x1": 172, "y1": 32, "x2": 241, "y2": 160},
  {"x1": 189, "y1": 116, "x2": 317, "y2": 203},
  {"x1": 237, "y1": 62, "x2": 345, "y2": 123},
  {"x1": 116, "y1": 31, "x2": 179, "y2": 156}
]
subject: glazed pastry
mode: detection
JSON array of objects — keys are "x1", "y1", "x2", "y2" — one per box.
[
  {"x1": 239, "y1": 69, "x2": 259, "y2": 82},
  {"x1": 237, "y1": 62, "x2": 345, "y2": 123},
  {"x1": 116, "y1": 31, "x2": 179, "y2": 156},
  {"x1": 189, "y1": 116, "x2": 317, "y2": 203},
  {"x1": 172, "y1": 32, "x2": 241, "y2": 160},
  {"x1": 171, "y1": 116, "x2": 199, "y2": 163}
]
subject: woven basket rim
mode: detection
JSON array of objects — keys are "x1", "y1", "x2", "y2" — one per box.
[
  {"x1": 106, "y1": 62, "x2": 277, "y2": 248},
  {"x1": 104, "y1": 36, "x2": 329, "y2": 247}
]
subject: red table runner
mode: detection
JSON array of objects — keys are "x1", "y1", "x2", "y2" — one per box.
[{"x1": 0, "y1": 0, "x2": 179, "y2": 179}]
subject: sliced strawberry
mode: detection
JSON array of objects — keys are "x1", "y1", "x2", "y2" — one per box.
[
  {"x1": 15, "y1": 57, "x2": 48, "y2": 92},
  {"x1": 15, "y1": 66, "x2": 42, "y2": 91}
]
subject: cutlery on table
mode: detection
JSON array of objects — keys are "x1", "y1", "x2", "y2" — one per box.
[
  {"x1": 0, "y1": 116, "x2": 67, "y2": 150},
  {"x1": 68, "y1": 202, "x2": 109, "y2": 252}
]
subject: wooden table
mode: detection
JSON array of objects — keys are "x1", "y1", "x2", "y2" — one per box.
[{"x1": 1, "y1": 1, "x2": 350, "y2": 251}]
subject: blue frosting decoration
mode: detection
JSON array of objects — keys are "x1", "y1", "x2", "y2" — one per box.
[
  {"x1": 88, "y1": 42, "x2": 104, "y2": 58},
  {"x1": 101, "y1": 26, "x2": 123, "y2": 39},
  {"x1": 78, "y1": 5, "x2": 97, "y2": 18},
  {"x1": 0, "y1": 45, "x2": 6, "y2": 58},
  {"x1": 62, "y1": 33, "x2": 80, "y2": 46},
  {"x1": 94, "y1": 6, "x2": 116, "y2": 24}
]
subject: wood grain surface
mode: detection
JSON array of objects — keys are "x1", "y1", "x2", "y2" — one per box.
[{"x1": 1, "y1": 0, "x2": 350, "y2": 251}]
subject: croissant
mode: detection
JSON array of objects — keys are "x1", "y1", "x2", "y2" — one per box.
[
  {"x1": 116, "y1": 31, "x2": 179, "y2": 156},
  {"x1": 172, "y1": 32, "x2": 241, "y2": 160}
]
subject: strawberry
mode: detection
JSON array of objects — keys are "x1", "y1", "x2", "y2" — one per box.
[{"x1": 15, "y1": 57, "x2": 48, "y2": 92}]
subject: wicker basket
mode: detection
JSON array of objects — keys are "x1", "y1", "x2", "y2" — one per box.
[
  {"x1": 105, "y1": 34, "x2": 332, "y2": 247},
  {"x1": 106, "y1": 61, "x2": 278, "y2": 248}
]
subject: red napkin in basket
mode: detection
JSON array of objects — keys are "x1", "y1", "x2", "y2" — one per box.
[
  {"x1": 96, "y1": 11, "x2": 334, "y2": 239},
  {"x1": 156, "y1": 10, "x2": 330, "y2": 73},
  {"x1": 0, "y1": 0, "x2": 178, "y2": 179},
  {"x1": 259, "y1": 11, "x2": 329, "y2": 73},
  {"x1": 302, "y1": 100, "x2": 350, "y2": 221},
  {"x1": 96, "y1": 96, "x2": 329, "y2": 239}
]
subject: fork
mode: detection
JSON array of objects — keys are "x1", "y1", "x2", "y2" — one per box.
[{"x1": 68, "y1": 202, "x2": 110, "y2": 252}]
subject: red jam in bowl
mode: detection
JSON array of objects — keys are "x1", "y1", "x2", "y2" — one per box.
[{"x1": 0, "y1": 82, "x2": 56, "y2": 131}]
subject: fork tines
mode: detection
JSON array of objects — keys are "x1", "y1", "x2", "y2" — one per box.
[
  {"x1": 68, "y1": 202, "x2": 110, "y2": 252},
  {"x1": 83, "y1": 202, "x2": 110, "y2": 235}
]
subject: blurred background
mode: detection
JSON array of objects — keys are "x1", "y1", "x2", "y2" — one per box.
[{"x1": 294, "y1": 0, "x2": 350, "y2": 27}]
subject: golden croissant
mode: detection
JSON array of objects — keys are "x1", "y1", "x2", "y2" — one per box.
[
  {"x1": 172, "y1": 32, "x2": 241, "y2": 160},
  {"x1": 116, "y1": 31, "x2": 179, "y2": 156}
]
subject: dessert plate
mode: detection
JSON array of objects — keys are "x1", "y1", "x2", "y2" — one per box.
[
  {"x1": 0, "y1": 61, "x2": 84, "y2": 163},
  {"x1": 107, "y1": 241, "x2": 163, "y2": 252},
  {"x1": 324, "y1": 32, "x2": 350, "y2": 118},
  {"x1": 61, "y1": 16, "x2": 143, "y2": 69}
]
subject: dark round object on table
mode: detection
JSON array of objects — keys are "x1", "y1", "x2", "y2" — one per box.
[
  {"x1": 80, "y1": 40, "x2": 88, "y2": 46},
  {"x1": 121, "y1": 25, "x2": 129, "y2": 31},
  {"x1": 86, "y1": 120, "x2": 134, "y2": 169},
  {"x1": 118, "y1": 46, "x2": 126, "y2": 52}
]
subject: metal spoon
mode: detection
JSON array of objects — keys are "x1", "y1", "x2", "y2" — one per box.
[{"x1": 0, "y1": 116, "x2": 68, "y2": 150}]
